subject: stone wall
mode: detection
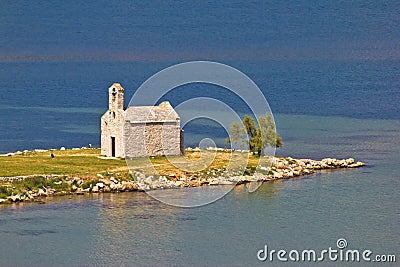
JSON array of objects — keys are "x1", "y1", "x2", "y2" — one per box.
[
  {"x1": 101, "y1": 110, "x2": 125, "y2": 157},
  {"x1": 124, "y1": 121, "x2": 181, "y2": 158}
]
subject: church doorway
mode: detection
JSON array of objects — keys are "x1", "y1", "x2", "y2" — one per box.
[{"x1": 111, "y1": 136, "x2": 116, "y2": 157}]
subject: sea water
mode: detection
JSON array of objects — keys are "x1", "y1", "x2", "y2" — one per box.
[
  {"x1": 0, "y1": 1, "x2": 399, "y2": 265},
  {"x1": 0, "y1": 113, "x2": 399, "y2": 266}
]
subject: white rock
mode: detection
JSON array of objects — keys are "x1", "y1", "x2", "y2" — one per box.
[
  {"x1": 220, "y1": 180, "x2": 233, "y2": 185},
  {"x1": 96, "y1": 174, "x2": 104, "y2": 178},
  {"x1": 120, "y1": 182, "x2": 126, "y2": 191},
  {"x1": 158, "y1": 176, "x2": 167, "y2": 182},
  {"x1": 8, "y1": 195, "x2": 20, "y2": 202},
  {"x1": 92, "y1": 185, "x2": 99, "y2": 192},
  {"x1": 135, "y1": 172, "x2": 145, "y2": 180},
  {"x1": 96, "y1": 182, "x2": 105, "y2": 189},
  {"x1": 322, "y1": 158, "x2": 337, "y2": 165},
  {"x1": 38, "y1": 188, "x2": 47, "y2": 196},
  {"x1": 209, "y1": 178, "x2": 219, "y2": 185},
  {"x1": 174, "y1": 181, "x2": 184, "y2": 186},
  {"x1": 145, "y1": 176, "x2": 153, "y2": 184},
  {"x1": 60, "y1": 147, "x2": 66, "y2": 150},
  {"x1": 348, "y1": 162, "x2": 365, "y2": 168}
]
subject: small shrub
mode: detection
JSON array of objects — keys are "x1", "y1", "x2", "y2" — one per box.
[
  {"x1": 20, "y1": 176, "x2": 48, "y2": 190},
  {"x1": 48, "y1": 177, "x2": 70, "y2": 191},
  {"x1": 0, "y1": 186, "x2": 11, "y2": 197},
  {"x1": 81, "y1": 180, "x2": 100, "y2": 190},
  {"x1": 0, "y1": 185, "x2": 12, "y2": 199}
]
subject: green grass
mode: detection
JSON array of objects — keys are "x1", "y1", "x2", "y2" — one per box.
[
  {"x1": 0, "y1": 148, "x2": 273, "y2": 184},
  {"x1": 0, "y1": 149, "x2": 127, "y2": 178}
]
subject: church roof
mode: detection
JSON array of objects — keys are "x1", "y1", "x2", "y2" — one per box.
[
  {"x1": 110, "y1": 83, "x2": 124, "y2": 91},
  {"x1": 125, "y1": 101, "x2": 179, "y2": 123}
]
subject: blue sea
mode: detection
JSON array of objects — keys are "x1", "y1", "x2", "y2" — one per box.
[{"x1": 0, "y1": 1, "x2": 399, "y2": 266}]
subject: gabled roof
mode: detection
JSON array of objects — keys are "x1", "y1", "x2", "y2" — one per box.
[
  {"x1": 125, "y1": 101, "x2": 179, "y2": 123},
  {"x1": 110, "y1": 83, "x2": 124, "y2": 92}
]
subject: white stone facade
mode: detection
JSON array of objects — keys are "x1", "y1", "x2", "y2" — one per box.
[{"x1": 101, "y1": 83, "x2": 183, "y2": 158}]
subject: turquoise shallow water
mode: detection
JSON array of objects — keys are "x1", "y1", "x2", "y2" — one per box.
[{"x1": 0, "y1": 114, "x2": 399, "y2": 266}]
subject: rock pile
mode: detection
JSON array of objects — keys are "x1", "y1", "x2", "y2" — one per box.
[{"x1": 133, "y1": 157, "x2": 365, "y2": 190}]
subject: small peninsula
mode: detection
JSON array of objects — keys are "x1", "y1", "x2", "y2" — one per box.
[{"x1": 0, "y1": 147, "x2": 365, "y2": 204}]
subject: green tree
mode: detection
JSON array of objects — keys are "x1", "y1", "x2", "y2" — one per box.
[
  {"x1": 226, "y1": 122, "x2": 245, "y2": 145},
  {"x1": 227, "y1": 113, "x2": 282, "y2": 155},
  {"x1": 242, "y1": 115, "x2": 257, "y2": 151}
]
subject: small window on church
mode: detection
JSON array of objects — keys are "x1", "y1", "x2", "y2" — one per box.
[{"x1": 113, "y1": 112, "x2": 116, "y2": 119}]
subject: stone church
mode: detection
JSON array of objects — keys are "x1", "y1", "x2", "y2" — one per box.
[{"x1": 101, "y1": 83, "x2": 184, "y2": 158}]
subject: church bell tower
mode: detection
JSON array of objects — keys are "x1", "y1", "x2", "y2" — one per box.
[{"x1": 108, "y1": 83, "x2": 124, "y2": 111}]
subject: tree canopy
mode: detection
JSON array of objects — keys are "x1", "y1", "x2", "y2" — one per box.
[{"x1": 226, "y1": 113, "x2": 282, "y2": 155}]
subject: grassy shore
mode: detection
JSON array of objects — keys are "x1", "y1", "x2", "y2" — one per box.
[
  {"x1": 0, "y1": 148, "x2": 364, "y2": 204},
  {"x1": 0, "y1": 148, "x2": 261, "y2": 202}
]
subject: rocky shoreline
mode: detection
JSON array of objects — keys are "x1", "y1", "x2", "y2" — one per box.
[{"x1": 0, "y1": 156, "x2": 365, "y2": 204}]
